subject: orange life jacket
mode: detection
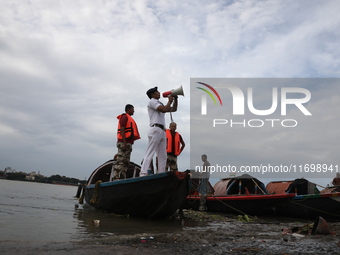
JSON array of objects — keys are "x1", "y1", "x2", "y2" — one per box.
[
  {"x1": 117, "y1": 114, "x2": 141, "y2": 141},
  {"x1": 166, "y1": 129, "x2": 181, "y2": 156}
]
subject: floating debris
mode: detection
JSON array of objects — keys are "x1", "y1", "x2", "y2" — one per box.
[
  {"x1": 237, "y1": 214, "x2": 258, "y2": 222},
  {"x1": 93, "y1": 219, "x2": 100, "y2": 227},
  {"x1": 182, "y1": 209, "x2": 231, "y2": 221}
]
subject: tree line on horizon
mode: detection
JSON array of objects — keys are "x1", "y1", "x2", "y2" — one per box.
[{"x1": 4, "y1": 172, "x2": 86, "y2": 185}]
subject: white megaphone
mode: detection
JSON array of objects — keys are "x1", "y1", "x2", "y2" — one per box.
[{"x1": 162, "y1": 85, "x2": 185, "y2": 97}]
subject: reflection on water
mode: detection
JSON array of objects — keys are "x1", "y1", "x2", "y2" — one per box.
[
  {"x1": 74, "y1": 204, "x2": 181, "y2": 239},
  {"x1": 73, "y1": 202, "x2": 211, "y2": 241}
]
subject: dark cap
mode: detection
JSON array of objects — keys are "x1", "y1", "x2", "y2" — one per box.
[{"x1": 146, "y1": 87, "x2": 158, "y2": 99}]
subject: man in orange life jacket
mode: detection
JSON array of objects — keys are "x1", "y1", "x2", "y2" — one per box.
[
  {"x1": 166, "y1": 122, "x2": 185, "y2": 171},
  {"x1": 113, "y1": 104, "x2": 140, "y2": 180}
]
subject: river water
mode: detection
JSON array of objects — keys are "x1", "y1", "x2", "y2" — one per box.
[
  {"x1": 0, "y1": 179, "x2": 202, "y2": 245},
  {"x1": 1, "y1": 179, "x2": 340, "y2": 254}
]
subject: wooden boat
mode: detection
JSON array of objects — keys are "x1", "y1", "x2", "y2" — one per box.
[
  {"x1": 81, "y1": 160, "x2": 191, "y2": 218},
  {"x1": 266, "y1": 179, "x2": 340, "y2": 220},
  {"x1": 183, "y1": 173, "x2": 295, "y2": 216}
]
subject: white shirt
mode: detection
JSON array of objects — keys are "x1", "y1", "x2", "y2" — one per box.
[{"x1": 148, "y1": 98, "x2": 165, "y2": 126}]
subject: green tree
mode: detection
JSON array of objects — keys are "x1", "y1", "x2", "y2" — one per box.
[{"x1": 6, "y1": 172, "x2": 26, "y2": 181}]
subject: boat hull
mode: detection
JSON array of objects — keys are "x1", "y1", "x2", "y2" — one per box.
[
  {"x1": 275, "y1": 193, "x2": 340, "y2": 220},
  {"x1": 84, "y1": 171, "x2": 190, "y2": 218},
  {"x1": 183, "y1": 194, "x2": 295, "y2": 216}
]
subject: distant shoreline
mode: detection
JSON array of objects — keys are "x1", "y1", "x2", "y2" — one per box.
[{"x1": 0, "y1": 178, "x2": 81, "y2": 187}]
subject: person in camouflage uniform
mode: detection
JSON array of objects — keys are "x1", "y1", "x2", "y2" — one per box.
[
  {"x1": 112, "y1": 104, "x2": 140, "y2": 180},
  {"x1": 113, "y1": 144, "x2": 132, "y2": 179}
]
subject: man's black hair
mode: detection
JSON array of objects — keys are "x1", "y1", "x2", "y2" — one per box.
[{"x1": 125, "y1": 104, "x2": 134, "y2": 112}]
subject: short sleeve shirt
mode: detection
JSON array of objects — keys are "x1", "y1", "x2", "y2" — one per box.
[{"x1": 148, "y1": 98, "x2": 165, "y2": 126}]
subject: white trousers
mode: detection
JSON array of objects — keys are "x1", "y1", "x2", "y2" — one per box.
[{"x1": 141, "y1": 126, "x2": 167, "y2": 174}]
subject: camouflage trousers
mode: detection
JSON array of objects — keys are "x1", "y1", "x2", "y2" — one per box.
[
  {"x1": 166, "y1": 154, "x2": 178, "y2": 171},
  {"x1": 113, "y1": 142, "x2": 132, "y2": 180}
]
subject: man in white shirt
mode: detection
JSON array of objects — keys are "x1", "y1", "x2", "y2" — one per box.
[{"x1": 140, "y1": 87, "x2": 178, "y2": 176}]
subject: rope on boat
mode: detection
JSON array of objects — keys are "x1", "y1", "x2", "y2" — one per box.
[
  {"x1": 90, "y1": 180, "x2": 102, "y2": 204},
  {"x1": 78, "y1": 184, "x2": 86, "y2": 204},
  {"x1": 190, "y1": 180, "x2": 200, "y2": 191},
  {"x1": 211, "y1": 196, "x2": 249, "y2": 216},
  {"x1": 289, "y1": 197, "x2": 340, "y2": 218},
  {"x1": 315, "y1": 183, "x2": 327, "y2": 189},
  {"x1": 252, "y1": 179, "x2": 266, "y2": 195},
  {"x1": 187, "y1": 178, "x2": 249, "y2": 215}
]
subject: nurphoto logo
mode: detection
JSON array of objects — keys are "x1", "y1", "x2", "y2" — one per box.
[
  {"x1": 190, "y1": 78, "x2": 339, "y2": 179},
  {"x1": 196, "y1": 82, "x2": 312, "y2": 128}
]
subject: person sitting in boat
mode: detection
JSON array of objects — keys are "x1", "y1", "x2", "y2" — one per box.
[
  {"x1": 112, "y1": 104, "x2": 141, "y2": 180},
  {"x1": 332, "y1": 173, "x2": 340, "y2": 186}
]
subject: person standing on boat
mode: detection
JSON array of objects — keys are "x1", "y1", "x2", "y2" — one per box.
[
  {"x1": 113, "y1": 104, "x2": 140, "y2": 180},
  {"x1": 166, "y1": 122, "x2": 185, "y2": 171},
  {"x1": 198, "y1": 154, "x2": 211, "y2": 211},
  {"x1": 198, "y1": 154, "x2": 211, "y2": 194},
  {"x1": 332, "y1": 173, "x2": 340, "y2": 186},
  {"x1": 140, "y1": 87, "x2": 178, "y2": 177}
]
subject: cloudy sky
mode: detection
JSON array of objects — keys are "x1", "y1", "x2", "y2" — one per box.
[{"x1": 1, "y1": 0, "x2": 340, "y2": 183}]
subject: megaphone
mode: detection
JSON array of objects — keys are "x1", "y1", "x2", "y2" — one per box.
[{"x1": 162, "y1": 85, "x2": 185, "y2": 97}]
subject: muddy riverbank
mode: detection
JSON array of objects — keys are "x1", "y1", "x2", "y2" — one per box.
[{"x1": 2, "y1": 210, "x2": 340, "y2": 255}]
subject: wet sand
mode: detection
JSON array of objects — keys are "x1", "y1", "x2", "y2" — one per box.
[{"x1": 2, "y1": 210, "x2": 340, "y2": 255}]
